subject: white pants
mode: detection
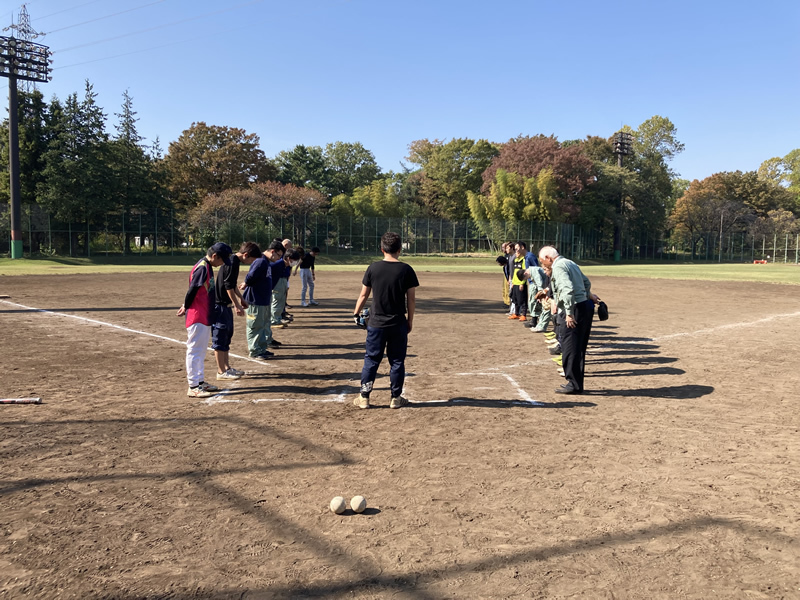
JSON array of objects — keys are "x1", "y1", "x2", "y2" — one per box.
[
  {"x1": 300, "y1": 268, "x2": 314, "y2": 302},
  {"x1": 186, "y1": 323, "x2": 211, "y2": 387}
]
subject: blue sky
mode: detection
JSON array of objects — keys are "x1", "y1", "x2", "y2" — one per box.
[{"x1": 4, "y1": 0, "x2": 799, "y2": 182}]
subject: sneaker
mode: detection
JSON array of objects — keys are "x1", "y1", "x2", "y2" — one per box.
[
  {"x1": 552, "y1": 357, "x2": 563, "y2": 365},
  {"x1": 282, "y1": 313, "x2": 294, "y2": 321},
  {"x1": 228, "y1": 367, "x2": 245, "y2": 376},
  {"x1": 354, "y1": 394, "x2": 370, "y2": 409},
  {"x1": 300, "y1": 302, "x2": 308, "y2": 307},
  {"x1": 518, "y1": 315, "x2": 526, "y2": 322},
  {"x1": 390, "y1": 396, "x2": 408, "y2": 409},
  {"x1": 277, "y1": 322, "x2": 289, "y2": 328},
  {"x1": 254, "y1": 351, "x2": 274, "y2": 361},
  {"x1": 309, "y1": 300, "x2": 319, "y2": 306},
  {"x1": 216, "y1": 369, "x2": 241, "y2": 381},
  {"x1": 187, "y1": 386, "x2": 214, "y2": 398},
  {"x1": 199, "y1": 381, "x2": 219, "y2": 392},
  {"x1": 558, "y1": 369, "x2": 566, "y2": 377},
  {"x1": 269, "y1": 340, "x2": 282, "y2": 348},
  {"x1": 548, "y1": 346, "x2": 562, "y2": 355},
  {"x1": 544, "y1": 332, "x2": 556, "y2": 339},
  {"x1": 285, "y1": 303, "x2": 293, "y2": 309},
  {"x1": 508, "y1": 314, "x2": 519, "y2": 320}
]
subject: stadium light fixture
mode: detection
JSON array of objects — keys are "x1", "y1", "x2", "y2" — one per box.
[
  {"x1": 611, "y1": 130, "x2": 634, "y2": 262},
  {"x1": 0, "y1": 35, "x2": 52, "y2": 259}
]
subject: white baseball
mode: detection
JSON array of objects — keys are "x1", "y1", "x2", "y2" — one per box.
[
  {"x1": 350, "y1": 495, "x2": 367, "y2": 513},
  {"x1": 330, "y1": 496, "x2": 346, "y2": 514}
]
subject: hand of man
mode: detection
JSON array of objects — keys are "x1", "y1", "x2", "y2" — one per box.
[
  {"x1": 566, "y1": 315, "x2": 577, "y2": 329},
  {"x1": 240, "y1": 299, "x2": 248, "y2": 310},
  {"x1": 176, "y1": 306, "x2": 186, "y2": 317},
  {"x1": 238, "y1": 282, "x2": 246, "y2": 291},
  {"x1": 234, "y1": 305, "x2": 244, "y2": 317}
]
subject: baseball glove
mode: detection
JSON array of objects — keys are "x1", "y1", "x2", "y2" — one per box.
[
  {"x1": 353, "y1": 307, "x2": 369, "y2": 329},
  {"x1": 597, "y1": 301, "x2": 609, "y2": 321}
]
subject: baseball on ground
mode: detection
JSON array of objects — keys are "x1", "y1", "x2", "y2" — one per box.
[
  {"x1": 350, "y1": 495, "x2": 367, "y2": 513},
  {"x1": 329, "y1": 496, "x2": 346, "y2": 514}
]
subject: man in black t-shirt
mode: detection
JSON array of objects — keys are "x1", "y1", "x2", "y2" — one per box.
[
  {"x1": 353, "y1": 232, "x2": 419, "y2": 409},
  {"x1": 212, "y1": 241, "x2": 262, "y2": 380}
]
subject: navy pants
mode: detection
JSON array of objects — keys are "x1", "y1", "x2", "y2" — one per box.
[
  {"x1": 561, "y1": 299, "x2": 594, "y2": 392},
  {"x1": 360, "y1": 323, "x2": 408, "y2": 398}
]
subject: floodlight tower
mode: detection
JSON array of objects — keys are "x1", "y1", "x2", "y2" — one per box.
[
  {"x1": 0, "y1": 24, "x2": 52, "y2": 258},
  {"x1": 612, "y1": 130, "x2": 633, "y2": 262}
]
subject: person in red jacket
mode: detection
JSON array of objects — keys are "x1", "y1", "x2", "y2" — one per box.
[{"x1": 177, "y1": 243, "x2": 232, "y2": 398}]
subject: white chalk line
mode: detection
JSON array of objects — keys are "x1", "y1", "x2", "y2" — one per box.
[
  {"x1": 404, "y1": 371, "x2": 542, "y2": 406},
  {"x1": 0, "y1": 299, "x2": 270, "y2": 367},
  {"x1": 203, "y1": 387, "x2": 347, "y2": 406},
  {"x1": 490, "y1": 309, "x2": 800, "y2": 373}
]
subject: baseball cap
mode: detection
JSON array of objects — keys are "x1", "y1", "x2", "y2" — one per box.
[{"x1": 210, "y1": 242, "x2": 233, "y2": 265}]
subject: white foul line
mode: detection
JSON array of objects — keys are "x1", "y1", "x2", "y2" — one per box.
[{"x1": 0, "y1": 299, "x2": 269, "y2": 366}]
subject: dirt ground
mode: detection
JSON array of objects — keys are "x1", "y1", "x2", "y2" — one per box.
[{"x1": 0, "y1": 268, "x2": 799, "y2": 599}]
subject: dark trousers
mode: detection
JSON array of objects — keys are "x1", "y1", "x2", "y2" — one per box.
[
  {"x1": 360, "y1": 323, "x2": 408, "y2": 398},
  {"x1": 511, "y1": 284, "x2": 528, "y2": 316},
  {"x1": 560, "y1": 299, "x2": 594, "y2": 392}
]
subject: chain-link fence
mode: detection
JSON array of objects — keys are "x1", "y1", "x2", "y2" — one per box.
[{"x1": 2, "y1": 203, "x2": 799, "y2": 263}]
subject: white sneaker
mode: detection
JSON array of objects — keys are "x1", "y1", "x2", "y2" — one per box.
[
  {"x1": 187, "y1": 386, "x2": 213, "y2": 398},
  {"x1": 216, "y1": 369, "x2": 241, "y2": 381},
  {"x1": 300, "y1": 302, "x2": 308, "y2": 307},
  {"x1": 309, "y1": 300, "x2": 319, "y2": 306}
]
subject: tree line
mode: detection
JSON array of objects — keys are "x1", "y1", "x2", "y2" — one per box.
[{"x1": 2, "y1": 81, "x2": 798, "y2": 256}]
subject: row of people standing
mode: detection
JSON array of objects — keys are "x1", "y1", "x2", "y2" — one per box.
[
  {"x1": 498, "y1": 242, "x2": 600, "y2": 395},
  {"x1": 178, "y1": 239, "x2": 319, "y2": 398}
]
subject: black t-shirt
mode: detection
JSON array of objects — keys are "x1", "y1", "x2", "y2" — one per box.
[
  {"x1": 362, "y1": 260, "x2": 419, "y2": 329},
  {"x1": 215, "y1": 254, "x2": 241, "y2": 306},
  {"x1": 299, "y1": 253, "x2": 316, "y2": 270}
]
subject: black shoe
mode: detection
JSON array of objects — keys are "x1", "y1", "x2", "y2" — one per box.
[
  {"x1": 554, "y1": 386, "x2": 581, "y2": 395},
  {"x1": 256, "y1": 351, "x2": 274, "y2": 359},
  {"x1": 269, "y1": 340, "x2": 282, "y2": 348},
  {"x1": 548, "y1": 345, "x2": 562, "y2": 355},
  {"x1": 285, "y1": 303, "x2": 293, "y2": 309}
]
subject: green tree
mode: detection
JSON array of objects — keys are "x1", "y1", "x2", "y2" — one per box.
[
  {"x1": 164, "y1": 122, "x2": 275, "y2": 210},
  {"x1": 323, "y1": 141, "x2": 382, "y2": 196},
  {"x1": 38, "y1": 81, "x2": 115, "y2": 255},
  {"x1": 480, "y1": 135, "x2": 594, "y2": 221},
  {"x1": 0, "y1": 89, "x2": 48, "y2": 206},
  {"x1": 275, "y1": 144, "x2": 328, "y2": 192},
  {"x1": 109, "y1": 90, "x2": 167, "y2": 253},
  {"x1": 406, "y1": 138, "x2": 499, "y2": 219}
]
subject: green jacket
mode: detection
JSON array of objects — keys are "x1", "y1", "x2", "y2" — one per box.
[{"x1": 550, "y1": 256, "x2": 591, "y2": 317}]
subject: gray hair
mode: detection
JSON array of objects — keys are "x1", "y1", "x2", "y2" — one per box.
[{"x1": 539, "y1": 245, "x2": 559, "y2": 260}]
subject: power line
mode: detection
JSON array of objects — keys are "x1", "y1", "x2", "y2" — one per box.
[
  {"x1": 54, "y1": 0, "x2": 264, "y2": 55},
  {"x1": 46, "y1": 0, "x2": 168, "y2": 34},
  {"x1": 53, "y1": 1, "x2": 266, "y2": 70},
  {"x1": 36, "y1": 0, "x2": 107, "y2": 22}
]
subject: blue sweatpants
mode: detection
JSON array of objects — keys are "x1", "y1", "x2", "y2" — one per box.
[{"x1": 360, "y1": 323, "x2": 408, "y2": 398}]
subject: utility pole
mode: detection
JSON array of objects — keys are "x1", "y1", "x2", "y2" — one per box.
[
  {"x1": 612, "y1": 131, "x2": 633, "y2": 262},
  {"x1": 1, "y1": 7, "x2": 52, "y2": 259}
]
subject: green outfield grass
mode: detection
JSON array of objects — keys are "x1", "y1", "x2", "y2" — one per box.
[{"x1": 1, "y1": 255, "x2": 798, "y2": 285}]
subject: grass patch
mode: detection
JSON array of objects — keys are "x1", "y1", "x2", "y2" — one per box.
[{"x1": 1, "y1": 255, "x2": 798, "y2": 285}]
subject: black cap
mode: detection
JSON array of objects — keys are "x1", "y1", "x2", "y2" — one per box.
[{"x1": 210, "y1": 242, "x2": 233, "y2": 266}]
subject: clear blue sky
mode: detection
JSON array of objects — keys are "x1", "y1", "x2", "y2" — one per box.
[{"x1": 4, "y1": 0, "x2": 799, "y2": 182}]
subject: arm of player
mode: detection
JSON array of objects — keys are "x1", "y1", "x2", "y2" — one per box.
[
  {"x1": 353, "y1": 285, "x2": 372, "y2": 322},
  {"x1": 227, "y1": 288, "x2": 244, "y2": 316},
  {"x1": 406, "y1": 287, "x2": 415, "y2": 334}
]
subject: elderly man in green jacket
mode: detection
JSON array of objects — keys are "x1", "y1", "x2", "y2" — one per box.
[{"x1": 538, "y1": 245, "x2": 599, "y2": 395}]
